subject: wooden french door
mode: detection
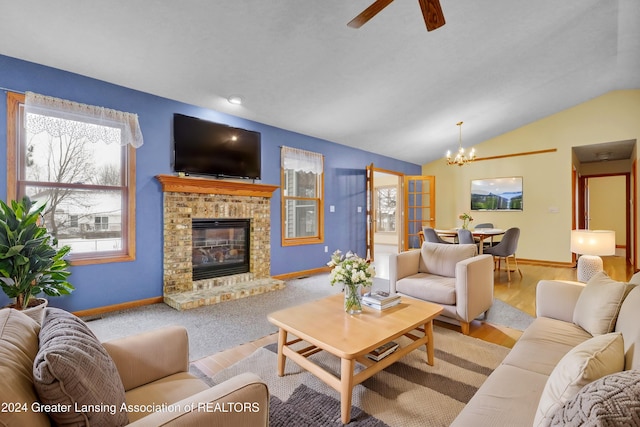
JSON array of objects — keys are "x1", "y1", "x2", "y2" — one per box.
[
  {"x1": 404, "y1": 176, "x2": 436, "y2": 250},
  {"x1": 366, "y1": 163, "x2": 375, "y2": 260}
]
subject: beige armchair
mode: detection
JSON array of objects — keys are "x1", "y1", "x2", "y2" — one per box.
[
  {"x1": 389, "y1": 242, "x2": 494, "y2": 334},
  {"x1": 0, "y1": 307, "x2": 269, "y2": 427},
  {"x1": 103, "y1": 326, "x2": 270, "y2": 426}
]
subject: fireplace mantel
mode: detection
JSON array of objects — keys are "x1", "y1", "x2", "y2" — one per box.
[{"x1": 156, "y1": 174, "x2": 279, "y2": 198}]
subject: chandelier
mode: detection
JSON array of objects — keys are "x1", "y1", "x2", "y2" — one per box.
[{"x1": 446, "y1": 121, "x2": 476, "y2": 166}]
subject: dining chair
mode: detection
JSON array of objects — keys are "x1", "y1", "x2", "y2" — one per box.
[
  {"x1": 423, "y1": 227, "x2": 452, "y2": 244},
  {"x1": 457, "y1": 229, "x2": 475, "y2": 244},
  {"x1": 457, "y1": 229, "x2": 479, "y2": 253},
  {"x1": 483, "y1": 227, "x2": 522, "y2": 281},
  {"x1": 474, "y1": 223, "x2": 496, "y2": 247},
  {"x1": 474, "y1": 223, "x2": 494, "y2": 229}
]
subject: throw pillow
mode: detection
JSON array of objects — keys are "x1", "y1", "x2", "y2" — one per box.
[
  {"x1": 33, "y1": 307, "x2": 129, "y2": 426},
  {"x1": 573, "y1": 271, "x2": 627, "y2": 335},
  {"x1": 549, "y1": 370, "x2": 640, "y2": 426},
  {"x1": 533, "y1": 332, "x2": 624, "y2": 427}
]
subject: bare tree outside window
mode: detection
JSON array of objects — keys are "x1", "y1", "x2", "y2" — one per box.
[
  {"x1": 375, "y1": 186, "x2": 397, "y2": 232},
  {"x1": 7, "y1": 91, "x2": 136, "y2": 264},
  {"x1": 20, "y1": 112, "x2": 126, "y2": 257}
]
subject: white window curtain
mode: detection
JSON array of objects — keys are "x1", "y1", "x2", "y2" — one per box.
[
  {"x1": 281, "y1": 146, "x2": 323, "y2": 173},
  {"x1": 23, "y1": 91, "x2": 144, "y2": 148}
]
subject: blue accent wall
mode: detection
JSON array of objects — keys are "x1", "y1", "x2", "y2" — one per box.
[{"x1": 0, "y1": 54, "x2": 421, "y2": 312}]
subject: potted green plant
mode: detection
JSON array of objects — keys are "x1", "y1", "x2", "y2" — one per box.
[{"x1": 0, "y1": 196, "x2": 74, "y2": 322}]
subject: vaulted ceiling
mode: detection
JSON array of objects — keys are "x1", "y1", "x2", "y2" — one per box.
[{"x1": 1, "y1": 1, "x2": 639, "y2": 164}]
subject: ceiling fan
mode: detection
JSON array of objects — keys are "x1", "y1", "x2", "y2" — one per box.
[{"x1": 348, "y1": 0, "x2": 446, "y2": 31}]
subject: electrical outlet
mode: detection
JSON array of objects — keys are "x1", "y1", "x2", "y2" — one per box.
[{"x1": 324, "y1": 246, "x2": 329, "y2": 253}]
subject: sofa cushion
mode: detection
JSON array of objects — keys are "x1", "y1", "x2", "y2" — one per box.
[
  {"x1": 450, "y1": 364, "x2": 549, "y2": 427},
  {"x1": 614, "y1": 285, "x2": 640, "y2": 370},
  {"x1": 0, "y1": 308, "x2": 50, "y2": 427},
  {"x1": 33, "y1": 307, "x2": 129, "y2": 426},
  {"x1": 396, "y1": 273, "x2": 456, "y2": 305},
  {"x1": 534, "y1": 332, "x2": 625, "y2": 427},
  {"x1": 418, "y1": 242, "x2": 476, "y2": 277},
  {"x1": 572, "y1": 271, "x2": 627, "y2": 336},
  {"x1": 502, "y1": 317, "x2": 592, "y2": 376},
  {"x1": 549, "y1": 369, "x2": 640, "y2": 426},
  {"x1": 124, "y1": 372, "x2": 210, "y2": 422}
]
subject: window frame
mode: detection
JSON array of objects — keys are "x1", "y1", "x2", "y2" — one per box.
[
  {"x1": 280, "y1": 149, "x2": 324, "y2": 246},
  {"x1": 6, "y1": 91, "x2": 136, "y2": 265}
]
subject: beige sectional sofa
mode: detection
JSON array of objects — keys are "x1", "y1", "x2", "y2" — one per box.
[
  {"x1": 0, "y1": 307, "x2": 269, "y2": 426},
  {"x1": 451, "y1": 272, "x2": 640, "y2": 426}
]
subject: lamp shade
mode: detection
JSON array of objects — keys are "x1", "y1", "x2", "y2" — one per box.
[{"x1": 570, "y1": 230, "x2": 616, "y2": 256}]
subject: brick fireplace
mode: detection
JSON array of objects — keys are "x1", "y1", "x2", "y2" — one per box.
[{"x1": 156, "y1": 175, "x2": 284, "y2": 310}]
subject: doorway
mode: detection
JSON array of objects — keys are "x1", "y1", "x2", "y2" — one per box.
[
  {"x1": 572, "y1": 139, "x2": 636, "y2": 269},
  {"x1": 579, "y1": 174, "x2": 629, "y2": 257}
]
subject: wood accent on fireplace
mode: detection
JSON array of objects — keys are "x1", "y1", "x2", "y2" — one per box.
[{"x1": 156, "y1": 174, "x2": 279, "y2": 198}]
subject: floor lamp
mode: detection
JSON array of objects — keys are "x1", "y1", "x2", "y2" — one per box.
[{"x1": 570, "y1": 230, "x2": 616, "y2": 283}]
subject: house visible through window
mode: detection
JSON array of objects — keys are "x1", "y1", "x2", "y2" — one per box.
[
  {"x1": 281, "y1": 146, "x2": 324, "y2": 246},
  {"x1": 6, "y1": 92, "x2": 139, "y2": 264}
]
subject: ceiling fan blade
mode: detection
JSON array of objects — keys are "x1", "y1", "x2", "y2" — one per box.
[
  {"x1": 418, "y1": 0, "x2": 446, "y2": 31},
  {"x1": 348, "y1": 0, "x2": 395, "y2": 28}
]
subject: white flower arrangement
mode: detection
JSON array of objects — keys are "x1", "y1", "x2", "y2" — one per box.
[{"x1": 327, "y1": 250, "x2": 375, "y2": 288}]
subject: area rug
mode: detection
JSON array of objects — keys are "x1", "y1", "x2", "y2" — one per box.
[
  {"x1": 87, "y1": 274, "x2": 532, "y2": 361},
  {"x1": 205, "y1": 325, "x2": 510, "y2": 426}
]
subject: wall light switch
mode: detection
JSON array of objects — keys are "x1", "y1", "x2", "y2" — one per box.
[
  {"x1": 357, "y1": 206, "x2": 362, "y2": 213},
  {"x1": 324, "y1": 246, "x2": 329, "y2": 253},
  {"x1": 330, "y1": 205, "x2": 335, "y2": 212}
]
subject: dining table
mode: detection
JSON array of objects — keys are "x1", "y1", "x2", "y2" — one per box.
[{"x1": 435, "y1": 228, "x2": 505, "y2": 254}]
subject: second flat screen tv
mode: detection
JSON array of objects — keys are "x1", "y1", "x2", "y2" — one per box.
[{"x1": 173, "y1": 113, "x2": 261, "y2": 179}]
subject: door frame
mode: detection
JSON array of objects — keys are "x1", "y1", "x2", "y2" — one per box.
[{"x1": 366, "y1": 166, "x2": 405, "y2": 260}]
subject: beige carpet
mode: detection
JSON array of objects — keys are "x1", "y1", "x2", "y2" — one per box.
[{"x1": 205, "y1": 325, "x2": 510, "y2": 426}]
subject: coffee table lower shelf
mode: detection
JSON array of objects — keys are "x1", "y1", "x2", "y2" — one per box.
[{"x1": 276, "y1": 324, "x2": 434, "y2": 424}]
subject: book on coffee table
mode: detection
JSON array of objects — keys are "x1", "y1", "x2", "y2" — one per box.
[
  {"x1": 363, "y1": 291, "x2": 401, "y2": 310},
  {"x1": 363, "y1": 291, "x2": 400, "y2": 304},
  {"x1": 366, "y1": 341, "x2": 399, "y2": 361},
  {"x1": 362, "y1": 298, "x2": 400, "y2": 310}
]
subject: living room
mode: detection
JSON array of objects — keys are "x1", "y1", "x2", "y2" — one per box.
[{"x1": 1, "y1": 2, "x2": 640, "y2": 425}]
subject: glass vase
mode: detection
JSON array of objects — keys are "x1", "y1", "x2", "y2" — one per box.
[{"x1": 344, "y1": 283, "x2": 363, "y2": 314}]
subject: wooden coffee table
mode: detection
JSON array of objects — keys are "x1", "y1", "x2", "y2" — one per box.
[{"x1": 267, "y1": 293, "x2": 443, "y2": 424}]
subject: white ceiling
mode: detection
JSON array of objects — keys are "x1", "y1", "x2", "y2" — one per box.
[{"x1": 1, "y1": 1, "x2": 639, "y2": 165}]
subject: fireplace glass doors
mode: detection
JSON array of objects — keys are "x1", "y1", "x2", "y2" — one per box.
[{"x1": 192, "y1": 219, "x2": 250, "y2": 281}]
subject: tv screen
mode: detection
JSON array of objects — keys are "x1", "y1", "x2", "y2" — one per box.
[{"x1": 173, "y1": 114, "x2": 261, "y2": 179}]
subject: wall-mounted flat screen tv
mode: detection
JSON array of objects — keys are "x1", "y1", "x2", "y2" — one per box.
[{"x1": 173, "y1": 113, "x2": 261, "y2": 179}]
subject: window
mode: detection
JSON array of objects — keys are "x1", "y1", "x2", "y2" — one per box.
[
  {"x1": 6, "y1": 92, "x2": 139, "y2": 264},
  {"x1": 94, "y1": 216, "x2": 109, "y2": 231},
  {"x1": 281, "y1": 146, "x2": 324, "y2": 246},
  {"x1": 375, "y1": 186, "x2": 397, "y2": 232}
]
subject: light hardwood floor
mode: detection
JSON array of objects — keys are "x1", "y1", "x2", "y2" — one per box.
[{"x1": 192, "y1": 254, "x2": 634, "y2": 377}]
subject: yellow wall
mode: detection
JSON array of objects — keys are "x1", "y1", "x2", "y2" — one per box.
[
  {"x1": 422, "y1": 90, "x2": 640, "y2": 264},
  {"x1": 588, "y1": 176, "x2": 626, "y2": 247}
]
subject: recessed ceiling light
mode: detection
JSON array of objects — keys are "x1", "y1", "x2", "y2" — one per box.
[{"x1": 227, "y1": 95, "x2": 243, "y2": 105}]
